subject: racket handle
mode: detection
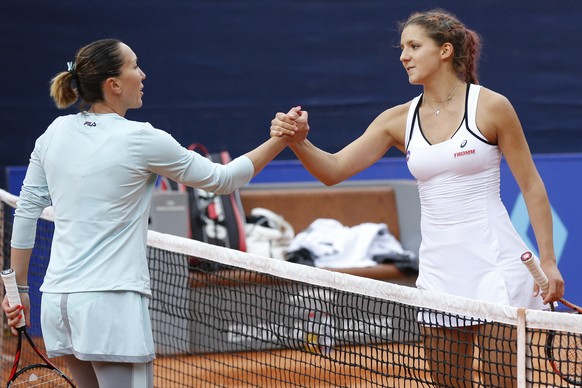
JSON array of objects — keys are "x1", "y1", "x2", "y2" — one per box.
[
  {"x1": 520, "y1": 251, "x2": 550, "y2": 295},
  {"x1": 1, "y1": 269, "x2": 26, "y2": 328}
]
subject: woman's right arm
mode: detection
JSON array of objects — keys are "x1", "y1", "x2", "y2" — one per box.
[
  {"x1": 272, "y1": 104, "x2": 409, "y2": 186},
  {"x1": 4, "y1": 134, "x2": 51, "y2": 332}
]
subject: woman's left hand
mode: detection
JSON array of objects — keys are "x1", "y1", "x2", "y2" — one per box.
[
  {"x1": 540, "y1": 260, "x2": 565, "y2": 304},
  {"x1": 270, "y1": 106, "x2": 309, "y2": 141}
]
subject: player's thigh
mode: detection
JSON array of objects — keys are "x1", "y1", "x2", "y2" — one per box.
[
  {"x1": 93, "y1": 361, "x2": 154, "y2": 388},
  {"x1": 61, "y1": 355, "x2": 99, "y2": 388},
  {"x1": 477, "y1": 322, "x2": 517, "y2": 360},
  {"x1": 477, "y1": 322, "x2": 517, "y2": 386},
  {"x1": 421, "y1": 324, "x2": 477, "y2": 355}
]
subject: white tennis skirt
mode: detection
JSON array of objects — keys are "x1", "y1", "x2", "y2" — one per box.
[{"x1": 41, "y1": 291, "x2": 155, "y2": 363}]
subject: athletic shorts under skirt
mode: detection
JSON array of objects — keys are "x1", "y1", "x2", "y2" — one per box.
[{"x1": 41, "y1": 291, "x2": 155, "y2": 362}]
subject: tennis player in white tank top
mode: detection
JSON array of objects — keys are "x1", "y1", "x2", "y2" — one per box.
[
  {"x1": 270, "y1": 9, "x2": 565, "y2": 388},
  {"x1": 406, "y1": 83, "x2": 545, "y2": 310}
]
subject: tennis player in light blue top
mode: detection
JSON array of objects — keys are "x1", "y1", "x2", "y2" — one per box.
[{"x1": 2, "y1": 38, "x2": 304, "y2": 388}]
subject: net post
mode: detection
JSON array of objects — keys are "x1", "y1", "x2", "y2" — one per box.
[{"x1": 516, "y1": 307, "x2": 527, "y2": 388}]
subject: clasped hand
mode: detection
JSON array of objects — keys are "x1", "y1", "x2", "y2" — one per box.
[{"x1": 270, "y1": 106, "x2": 310, "y2": 143}]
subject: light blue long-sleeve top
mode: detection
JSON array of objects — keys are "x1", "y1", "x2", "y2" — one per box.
[{"x1": 12, "y1": 112, "x2": 254, "y2": 295}]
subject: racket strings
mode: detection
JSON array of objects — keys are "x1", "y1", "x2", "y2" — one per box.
[
  {"x1": 10, "y1": 365, "x2": 71, "y2": 387},
  {"x1": 552, "y1": 333, "x2": 582, "y2": 384},
  {"x1": 545, "y1": 303, "x2": 582, "y2": 385}
]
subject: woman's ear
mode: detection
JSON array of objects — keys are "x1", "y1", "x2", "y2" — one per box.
[
  {"x1": 104, "y1": 77, "x2": 122, "y2": 95},
  {"x1": 441, "y1": 42, "x2": 454, "y2": 59}
]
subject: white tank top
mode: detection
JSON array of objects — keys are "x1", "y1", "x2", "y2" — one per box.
[{"x1": 404, "y1": 84, "x2": 544, "y2": 308}]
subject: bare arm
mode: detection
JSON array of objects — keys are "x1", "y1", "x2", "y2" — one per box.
[
  {"x1": 271, "y1": 104, "x2": 409, "y2": 186},
  {"x1": 11, "y1": 248, "x2": 32, "y2": 287},
  {"x1": 244, "y1": 136, "x2": 292, "y2": 177},
  {"x1": 478, "y1": 88, "x2": 564, "y2": 303},
  {"x1": 244, "y1": 107, "x2": 305, "y2": 177},
  {"x1": 2, "y1": 248, "x2": 32, "y2": 334}
]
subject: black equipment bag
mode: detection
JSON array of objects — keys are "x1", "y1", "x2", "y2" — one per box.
[{"x1": 185, "y1": 143, "x2": 247, "y2": 253}]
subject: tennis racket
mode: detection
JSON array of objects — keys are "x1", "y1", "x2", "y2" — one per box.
[
  {"x1": 520, "y1": 251, "x2": 582, "y2": 386},
  {"x1": 1, "y1": 269, "x2": 76, "y2": 387}
]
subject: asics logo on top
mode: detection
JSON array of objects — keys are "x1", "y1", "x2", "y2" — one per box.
[{"x1": 454, "y1": 139, "x2": 475, "y2": 158}]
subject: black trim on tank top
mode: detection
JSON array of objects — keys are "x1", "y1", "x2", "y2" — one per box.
[
  {"x1": 465, "y1": 83, "x2": 497, "y2": 146},
  {"x1": 412, "y1": 83, "x2": 497, "y2": 147},
  {"x1": 406, "y1": 98, "x2": 421, "y2": 151}
]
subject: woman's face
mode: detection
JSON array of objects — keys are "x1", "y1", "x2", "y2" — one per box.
[
  {"x1": 114, "y1": 43, "x2": 146, "y2": 110},
  {"x1": 399, "y1": 24, "x2": 442, "y2": 85}
]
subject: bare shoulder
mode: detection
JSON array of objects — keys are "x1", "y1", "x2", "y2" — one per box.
[
  {"x1": 476, "y1": 86, "x2": 522, "y2": 143},
  {"x1": 376, "y1": 100, "x2": 412, "y2": 121},
  {"x1": 477, "y1": 86, "x2": 514, "y2": 112},
  {"x1": 368, "y1": 101, "x2": 412, "y2": 149}
]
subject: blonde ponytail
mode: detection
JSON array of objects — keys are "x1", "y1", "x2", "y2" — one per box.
[{"x1": 49, "y1": 71, "x2": 78, "y2": 109}]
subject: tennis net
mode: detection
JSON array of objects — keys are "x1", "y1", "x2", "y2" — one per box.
[{"x1": 0, "y1": 188, "x2": 581, "y2": 387}]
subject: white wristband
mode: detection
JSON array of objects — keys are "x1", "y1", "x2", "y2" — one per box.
[{"x1": 17, "y1": 285, "x2": 29, "y2": 293}]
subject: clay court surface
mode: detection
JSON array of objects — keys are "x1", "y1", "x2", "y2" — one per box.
[{"x1": 0, "y1": 331, "x2": 567, "y2": 387}]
